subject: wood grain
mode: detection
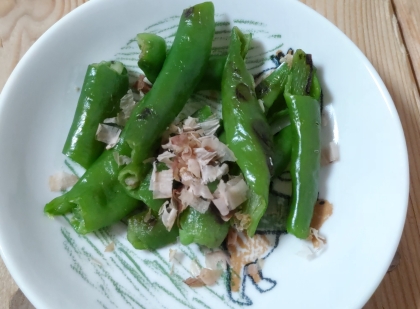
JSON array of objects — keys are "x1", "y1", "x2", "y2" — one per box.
[
  {"x1": 393, "y1": 0, "x2": 420, "y2": 88},
  {"x1": 1, "y1": 0, "x2": 420, "y2": 308},
  {"x1": 0, "y1": 0, "x2": 88, "y2": 91},
  {"x1": 0, "y1": 259, "x2": 18, "y2": 309}
]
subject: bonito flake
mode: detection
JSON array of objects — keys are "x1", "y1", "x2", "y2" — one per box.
[
  {"x1": 149, "y1": 162, "x2": 173, "y2": 199},
  {"x1": 49, "y1": 171, "x2": 78, "y2": 192},
  {"x1": 151, "y1": 114, "x2": 249, "y2": 224},
  {"x1": 96, "y1": 124, "x2": 121, "y2": 149},
  {"x1": 213, "y1": 176, "x2": 249, "y2": 216},
  {"x1": 103, "y1": 89, "x2": 139, "y2": 127},
  {"x1": 201, "y1": 163, "x2": 228, "y2": 184},
  {"x1": 199, "y1": 115, "x2": 220, "y2": 136},
  {"x1": 159, "y1": 200, "x2": 177, "y2": 231}
]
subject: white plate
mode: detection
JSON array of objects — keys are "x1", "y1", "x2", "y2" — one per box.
[{"x1": 0, "y1": 0, "x2": 409, "y2": 308}]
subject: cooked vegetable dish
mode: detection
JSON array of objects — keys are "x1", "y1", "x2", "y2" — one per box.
[{"x1": 45, "y1": 1, "x2": 323, "y2": 253}]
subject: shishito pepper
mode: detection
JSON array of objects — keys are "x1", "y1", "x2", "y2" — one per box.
[
  {"x1": 127, "y1": 210, "x2": 179, "y2": 250},
  {"x1": 179, "y1": 207, "x2": 229, "y2": 248},
  {"x1": 137, "y1": 33, "x2": 167, "y2": 84},
  {"x1": 62, "y1": 61, "x2": 129, "y2": 169},
  {"x1": 136, "y1": 31, "x2": 226, "y2": 90},
  {"x1": 129, "y1": 162, "x2": 168, "y2": 212},
  {"x1": 118, "y1": 2, "x2": 215, "y2": 190},
  {"x1": 310, "y1": 70, "x2": 322, "y2": 102},
  {"x1": 257, "y1": 193, "x2": 290, "y2": 232},
  {"x1": 195, "y1": 55, "x2": 227, "y2": 91},
  {"x1": 284, "y1": 49, "x2": 321, "y2": 239},
  {"x1": 221, "y1": 27, "x2": 274, "y2": 237},
  {"x1": 191, "y1": 105, "x2": 213, "y2": 122},
  {"x1": 44, "y1": 150, "x2": 139, "y2": 234},
  {"x1": 177, "y1": 32, "x2": 252, "y2": 243},
  {"x1": 272, "y1": 125, "x2": 293, "y2": 177},
  {"x1": 45, "y1": 2, "x2": 215, "y2": 234},
  {"x1": 255, "y1": 61, "x2": 290, "y2": 111}
]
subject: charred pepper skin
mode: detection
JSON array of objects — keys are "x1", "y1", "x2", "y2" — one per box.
[
  {"x1": 221, "y1": 27, "x2": 274, "y2": 237},
  {"x1": 45, "y1": 2, "x2": 215, "y2": 235},
  {"x1": 62, "y1": 61, "x2": 129, "y2": 169},
  {"x1": 136, "y1": 33, "x2": 167, "y2": 84},
  {"x1": 284, "y1": 50, "x2": 321, "y2": 239},
  {"x1": 255, "y1": 62, "x2": 290, "y2": 111},
  {"x1": 118, "y1": 2, "x2": 215, "y2": 190}
]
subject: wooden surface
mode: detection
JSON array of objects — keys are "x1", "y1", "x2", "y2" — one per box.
[{"x1": 0, "y1": 0, "x2": 419, "y2": 308}]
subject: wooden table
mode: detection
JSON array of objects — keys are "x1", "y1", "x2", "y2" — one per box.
[{"x1": 1, "y1": 0, "x2": 419, "y2": 308}]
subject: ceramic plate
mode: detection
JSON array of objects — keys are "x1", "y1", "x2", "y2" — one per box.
[{"x1": 0, "y1": 0, "x2": 409, "y2": 308}]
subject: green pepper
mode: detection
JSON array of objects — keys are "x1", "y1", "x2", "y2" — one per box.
[
  {"x1": 179, "y1": 207, "x2": 229, "y2": 248},
  {"x1": 62, "y1": 61, "x2": 129, "y2": 169},
  {"x1": 195, "y1": 55, "x2": 226, "y2": 91},
  {"x1": 134, "y1": 32, "x2": 255, "y2": 91},
  {"x1": 127, "y1": 162, "x2": 168, "y2": 212},
  {"x1": 284, "y1": 50, "x2": 321, "y2": 239},
  {"x1": 127, "y1": 210, "x2": 179, "y2": 250},
  {"x1": 137, "y1": 33, "x2": 167, "y2": 84},
  {"x1": 257, "y1": 193, "x2": 290, "y2": 232},
  {"x1": 195, "y1": 36, "x2": 250, "y2": 90},
  {"x1": 45, "y1": 2, "x2": 215, "y2": 235},
  {"x1": 45, "y1": 151, "x2": 139, "y2": 234},
  {"x1": 177, "y1": 30, "x2": 252, "y2": 244},
  {"x1": 191, "y1": 105, "x2": 213, "y2": 122},
  {"x1": 309, "y1": 70, "x2": 322, "y2": 102},
  {"x1": 310, "y1": 69, "x2": 323, "y2": 113},
  {"x1": 255, "y1": 62, "x2": 290, "y2": 111},
  {"x1": 272, "y1": 125, "x2": 293, "y2": 177},
  {"x1": 221, "y1": 27, "x2": 274, "y2": 237},
  {"x1": 268, "y1": 108, "x2": 289, "y2": 135},
  {"x1": 118, "y1": 2, "x2": 215, "y2": 190},
  {"x1": 139, "y1": 50, "x2": 227, "y2": 90}
]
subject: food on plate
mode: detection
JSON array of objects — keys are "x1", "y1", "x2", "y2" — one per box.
[
  {"x1": 283, "y1": 50, "x2": 321, "y2": 239},
  {"x1": 136, "y1": 33, "x2": 167, "y2": 84},
  {"x1": 255, "y1": 59, "x2": 290, "y2": 111},
  {"x1": 45, "y1": 1, "x2": 215, "y2": 234},
  {"x1": 136, "y1": 34, "x2": 229, "y2": 92},
  {"x1": 221, "y1": 26, "x2": 274, "y2": 237},
  {"x1": 45, "y1": 1, "x2": 326, "y2": 259},
  {"x1": 62, "y1": 61, "x2": 129, "y2": 169}
]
